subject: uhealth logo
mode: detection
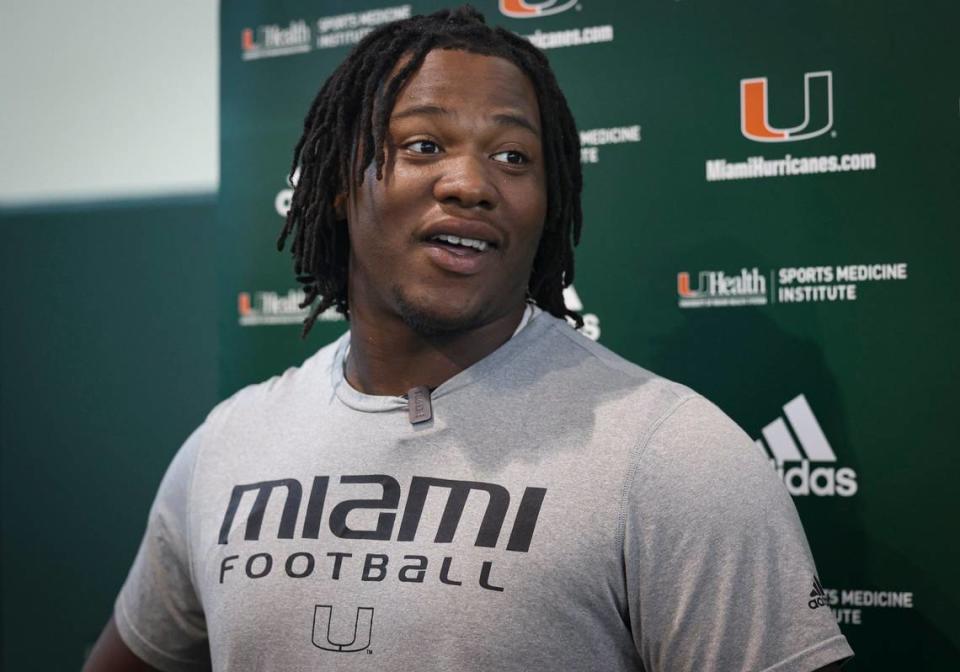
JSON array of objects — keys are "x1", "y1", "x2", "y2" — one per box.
[
  {"x1": 677, "y1": 269, "x2": 767, "y2": 308},
  {"x1": 238, "y1": 289, "x2": 344, "y2": 326},
  {"x1": 741, "y1": 71, "x2": 834, "y2": 142},
  {"x1": 241, "y1": 21, "x2": 312, "y2": 61},
  {"x1": 500, "y1": 0, "x2": 579, "y2": 18},
  {"x1": 756, "y1": 394, "x2": 858, "y2": 497}
]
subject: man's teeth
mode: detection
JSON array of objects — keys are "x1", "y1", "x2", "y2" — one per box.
[{"x1": 433, "y1": 234, "x2": 489, "y2": 251}]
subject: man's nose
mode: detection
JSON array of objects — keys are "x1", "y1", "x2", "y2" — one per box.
[{"x1": 432, "y1": 153, "x2": 498, "y2": 210}]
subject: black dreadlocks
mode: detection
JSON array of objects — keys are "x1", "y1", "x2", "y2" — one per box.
[{"x1": 278, "y1": 5, "x2": 583, "y2": 337}]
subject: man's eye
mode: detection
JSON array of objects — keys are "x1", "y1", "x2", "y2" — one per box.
[
  {"x1": 407, "y1": 140, "x2": 441, "y2": 154},
  {"x1": 491, "y1": 150, "x2": 528, "y2": 165}
]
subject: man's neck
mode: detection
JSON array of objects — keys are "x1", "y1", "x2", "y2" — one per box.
[{"x1": 344, "y1": 303, "x2": 528, "y2": 397}]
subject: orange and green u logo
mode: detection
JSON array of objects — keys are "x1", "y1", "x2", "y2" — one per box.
[
  {"x1": 241, "y1": 28, "x2": 255, "y2": 51},
  {"x1": 676, "y1": 272, "x2": 700, "y2": 298},
  {"x1": 499, "y1": 0, "x2": 579, "y2": 18},
  {"x1": 740, "y1": 71, "x2": 833, "y2": 142}
]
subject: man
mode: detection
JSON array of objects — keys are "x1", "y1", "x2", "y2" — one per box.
[{"x1": 85, "y1": 7, "x2": 852, "y2": 671}]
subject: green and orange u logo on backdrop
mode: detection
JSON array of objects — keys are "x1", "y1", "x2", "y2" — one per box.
[
  {"x1": 740, "y1": 71, "x2": 834, "y2": 142},
  {"x1": 499, "y1": 0, "x2": 579, "y2": 19}
]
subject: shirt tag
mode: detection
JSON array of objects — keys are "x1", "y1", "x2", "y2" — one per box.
[{"x1": 407, "y1": 385, "x2": 433, "y2": 424}]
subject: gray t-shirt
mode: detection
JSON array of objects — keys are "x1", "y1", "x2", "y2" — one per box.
[{"x1": 115, "y1": 311, "x2": 853, "y2": 671}]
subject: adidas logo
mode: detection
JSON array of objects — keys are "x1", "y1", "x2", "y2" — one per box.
[
  {"x1": 563, "y1": 285, "x2": 601, "y2": 342},
  {"x1": 808, "y1": 575, "x2": 828, "y2": 609},
  {"x1": 755, "y1": 395, "x2": 858, "y2": 497}
]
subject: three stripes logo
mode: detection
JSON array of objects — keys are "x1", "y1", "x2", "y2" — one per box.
[
  {"x1": 755, "y1": 394, "x2": 858, "y2": 497},
  {"x1": 741, "y1": 71, "x2": 834, "y2": 142},
  {"x1": 312, "y1": 605, "x2": 374, "y2": 653},
  {"x1": 499, "y1": 0, "x2": 579, "y2": 18},
  {"x1": 809, "y1": 576, "x2": 828, "y2": 610}
]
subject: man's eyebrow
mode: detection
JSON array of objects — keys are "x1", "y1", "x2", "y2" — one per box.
[
  {"x1": 492, "y1": 112, "x2": 540, "y2": 137},
  {"x1": 391, "y1": 104, "x2": 449, "y2": 121},
  {"x1": 390, "y1": 105, "x2": 541, "y2": 137}
]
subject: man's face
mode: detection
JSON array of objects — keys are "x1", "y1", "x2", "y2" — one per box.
[{"x1": 345, "y1": 48, "x2": 547, "y2": 335}]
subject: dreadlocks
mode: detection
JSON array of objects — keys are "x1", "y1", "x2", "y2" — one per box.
[{"x1": 278, "y1": 4, "x2": 583, "y2": 337}]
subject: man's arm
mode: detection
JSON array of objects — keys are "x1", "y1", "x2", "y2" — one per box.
[
  {"x1": 82, "y1": 616, "x2": 161, "y2": 672},
  {"x1": 622, "y1": 396, "x2": 855, "y2": 671},
  {"x1": 98, "y1": 425, "x2": 212, "y2": 670}
]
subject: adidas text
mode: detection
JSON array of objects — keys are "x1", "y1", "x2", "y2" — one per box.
[{"x1": 773, "y1": 460, "x2": 858, "y2": 497}]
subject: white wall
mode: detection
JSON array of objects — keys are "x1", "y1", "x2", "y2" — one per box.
[{"x1": 0, "y1": 1, "x2": 219, "y2": 205}]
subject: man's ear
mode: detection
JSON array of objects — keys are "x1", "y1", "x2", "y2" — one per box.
[{"x1": 333, "y1": 193, "x2": 347, "y2": 220}]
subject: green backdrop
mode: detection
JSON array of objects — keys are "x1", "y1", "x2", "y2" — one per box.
[
  {"x1": 3, "y1": 1, "x2": 953, "y2": 670},
  {"x1": 219, "y1": 1, "x2": 960, "y2": 669}
]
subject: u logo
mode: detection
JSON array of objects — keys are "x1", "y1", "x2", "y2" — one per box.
[
  {"x1": 676, "y1": 272, "x2": 700, "y2": 298},
  {"x1": 312, "y1": 605, "x2": 375, "y2": 653},
  {"x1": 740, "y1": 71, "x2": 833, "y2": 142},
  {"x1": 499, "y1": 0, "x2": 579, "y2": 18},
  {"x1": 241, "y1": 28, "x2": 255, "y2": 51}
]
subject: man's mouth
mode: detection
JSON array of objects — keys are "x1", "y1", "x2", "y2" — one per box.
[
  {"x1": 427, "y1": 233, "x2": 491, "y2": 253},
  {"x1": 422, "y1": 233, "x2": 497, "y2": 275},
  {"x1": 419, "y1": 218, "x2": 501, "y2": 274}
]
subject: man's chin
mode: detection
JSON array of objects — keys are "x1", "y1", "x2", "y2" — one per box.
[{"x1": 392, "y1": 288, "x2": 485, "y2": 338}]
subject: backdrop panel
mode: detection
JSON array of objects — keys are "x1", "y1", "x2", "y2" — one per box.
[{"x1": 218, "y1": 2, "x2": 960, "y2": 668}]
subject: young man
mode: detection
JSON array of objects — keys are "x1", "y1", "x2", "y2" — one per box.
[{"x1": 86, "y1": 7, "x2": 852, "y2": 671}]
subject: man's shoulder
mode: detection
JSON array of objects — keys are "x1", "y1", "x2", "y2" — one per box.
[
  {"x1": 514, "y1": 315, "x2": 758, "y2": 484},
  {"x1": 204, "y1": 332, "x2": 345, "y2": 428},
  {"x1": 525, "y1": 313, "x2": 697, "y2": 416}
]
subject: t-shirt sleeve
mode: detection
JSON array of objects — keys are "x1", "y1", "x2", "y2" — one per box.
[
  {"x1": 622, "y1": 395, "x2": 854, "y2": 672},
  {"x1": 114, "y1": 425, "x2": 210, "y2": 672}
]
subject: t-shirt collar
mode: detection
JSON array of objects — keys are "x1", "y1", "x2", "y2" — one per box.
[{"x1": 331, "y1": 304, "x2": 547, "y2": 413}]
